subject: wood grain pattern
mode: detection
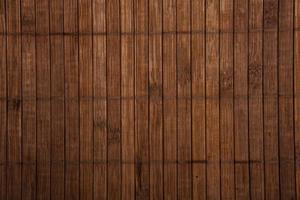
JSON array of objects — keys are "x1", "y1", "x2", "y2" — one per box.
[
  {"x1": 206, "y1": 0, "x2": 220, "y2": 199},
  {"x1": 192, "y1": 0, "x2": 206, "y2": 199},
  {"x1": 64, "y1": 0, "x2": 80, "y2": 199},
  {"x1": 1, "y1": 0, "x2": 299, "y2": 199},
  {"x1": 295, "y1": 0, "x2": 300, "y2": 199},
  {"x1": 177, "y1": 0, "x2": 192, "y2": 199},
  {"x1": 6, "y1": 0, "x2": 22, "y2": 199},
  {"x1": 50, "y1": 0, "x2": 65, "y2": 199},
  {"x1": 93, "y1": 0, "x2": 107, "y2": 199},
  {"x1": 107, "y1": 0, "x2": 121, "y2": 198},
  {"x1": 163, "y1": 0, "x2": 177, "y2": 199},
  {"x1": 36, "y1": 0, "x2": 51, "y2": 199},
  {"x1": 278, "y1": 0, "x2": 295, "y2": 198},
  {"x1": 234, "y1": 0, "x2": 250, "y2": 198},
  {"x1": 0, "y1": 0, "x2": 6, "y2": 198},
  {"x1": 135, "y1": 0, "x2": 150, "y2": 199},
  {"x1": 79, "y1": 0, "x2": 94, "y2": 199},
  {"x1": 220, "y1": 0, "x2": 234, "y2": 199},
  {"x1": 121, "y1": 0, "x2": 135, "y2": 199},
  {"x1": 264, "y1": 0, "x2": 280, "y2": 199},
  {"x1": 249, "y1": 0, "x2": 264, "y2": 199},
  {"x1": 149, "y1": 0, "x2": 163, "y2": 199}
]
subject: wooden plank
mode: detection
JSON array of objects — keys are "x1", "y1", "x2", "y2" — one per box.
[
  {"x1": 206, "y1": 0, "x2": 220, "y2": 199},
  {"x1": 149, "y1": 0, "x2": 163, "y2": 199},
  {"x1": 191, "y1": 0, "x2": 206, "y2": 199},
  {"x1": 278, "y1": 0, "x2": 296, "y2": 198},
  {"x1": 50, "y1": 0, "x2": 65, "y2": 198},
  {"x1": 21, "y1": 0, "x2": 36, "y2": 199},
  {"x1": 295, "y1": 0, "x2": 300, "y2": 198},
  {"x1": 162, "y1": 0, "x2": 177, "y2": 199},
  {"x1": 135, "y1": 0, "x2": 150, "y2": 199},
  {"x1": 220, "y1": 0, "x2": 234, "y2": 199},
  {"x1": 0, "y1": 0, "x2": 6, "y2": 198},
  {"x1": 177, "y1": 0, "x2": 192, "y2": 199},
  {"x1": 64, "y1": 0, "x2": 79, "y2": 199},
  {"x1": 249, "y1": 0, "x2": 264, "y2": 199},
  {"x1": 234, "y1": 0, "x2": 250, "y2": 198},
  {"x1": 79, "y1": 0, "x2": 93, "y2": 199},
  {"x1": 263, "y1": 0, "x2": 280, "y2": 199},
  {"x1": 36, "y1": 0, "x2": 51, "y2": 199},
  {"x1": 121, "y1": 0, "x2": 135, "y2": 199},
  {"x1": 106, "y1": 0, "x2": 121, "y2": 199},
  {"x1": 93, "y1": 0, "x2": 107, "y2": 199}
]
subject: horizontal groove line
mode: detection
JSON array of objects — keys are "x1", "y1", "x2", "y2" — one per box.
[
  {"x1": 1, "y1": 159, "x2": 298, "y2": 165},
  {"x1": 0, "y1": 94, "x2": 296, "y2": 102},
  {"x1": 0, "y1": 28, "x2": 299, "y2": 36}
]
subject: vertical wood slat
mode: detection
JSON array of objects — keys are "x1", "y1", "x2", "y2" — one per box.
[
  {"x1": 249, "y1": 0, "x2": 264, "y2": 199},
  {"x1": 278, "y1": 0, "x2": 296, "y2": 198},
  {"x1": 177, "y1": 0, "x2": 192, "y2": 199},
  {"x1": 234, "y1": 0, "x2": 250, "y2": 199},
  {"x1": 120, "y1": 0, "x2": 135, "y2": 199},
  {"x1": 206, "y1": 0, "x2": 220, "y2": 199},
  {"x1": 50, "y1": 0, "x2": 65, "y2": 199},
  {"x1": 295, "y1": 0, "x2": 300, "y2": 199},
  {"x1": 135, "y1": 0, "x2": 150, "y2": 199},
  {"x1": 93, "y1": 0, "x2": 107, "y2": 199},
  {"x1": 21, "y1": 1, "x2": 37, "y2": 199},
  {"x1": 263, "y1": 0, "x2": 280, "y2": 199},
  {"x1": 36, "y1": 0, "x2": 51, "y2": 199},
  {"x1": 0, "y1": 0, "x2": 6, "y2": 198},
  {"x1": 121, "y1": 0, "x2": 135, "y2": 199},
  {"x1": 64, "y1": 0, "x2": 80, "y2": 199},
  {"x1": 162, "y1": 0, "x2": 177, "y2": 199},
  {"x1": 6, "y1": 0, "x2": 22, "y2": 199},
  {"x1": 149, "y1": 0, "x2": 163, "y2": 199},
  {"x1": 106, "y1": 0, "x2": 122, "y2": 199},
  {"x1": 79, "y1": 0, "x2": 93, "y2": 199},
  {"x1": 220, "y1": 0, "x2": 234, "y2": 199},
  {"x1": 191, "y1": 0, "x2": 206, "y2": 199}
]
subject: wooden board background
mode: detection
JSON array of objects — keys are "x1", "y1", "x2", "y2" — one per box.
[{"x1": 0, "y1": 0, "x2": 299, "y2": 199}]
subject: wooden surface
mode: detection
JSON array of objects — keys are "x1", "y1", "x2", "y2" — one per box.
[{"x1": 0, "y1": 0, "x2": 299, "y2": 199}]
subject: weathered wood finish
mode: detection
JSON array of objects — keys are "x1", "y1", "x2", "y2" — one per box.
[{"x1": 1, "y1": 0, "x2": 298, "y2": 199}]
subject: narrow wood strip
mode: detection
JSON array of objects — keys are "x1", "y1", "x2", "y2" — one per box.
[
  {"x1": 162, "y1": 0, "x2": 177, "y2": 199},
  {"x1": 64, "y1": 35, "x2": 80, "y2": 199},
  {"x1": 206, "y1": 0, "x2": 220, "y2": 199},
  {"x1": 107, "y1": 0, "x2": 122, "y2": 198},
  {"x1": 177, "y1": 0, "x2": 192, "y2": 199},
  {"x1": 191, "y1": 0, "x2": 206, "y2": 199},
  {"x1": 220, "y1": 0, "x2": 234, "y2": 199},
  {"x1": 79, "y1": 0, "x2": 93, "y2": 199},
  {"x1": 121, "y1": 0, "x2": 135, "y2": 199},
  {"x1": 263, "y1": 0, "x2": 280, "y2": 199},
  {"x1": 135, "y1": 0, "x2": 150, "y2": 199},
  {"x1": 64, "y1": 0, "x2": 80, "y2": 199},
  {"x1": 49, "y1": 0, "x2": 65, "y2": 199},
  {"x1": 21, "y1": 0, "x2": 36, "y2": 199},
  {"x1": 278, "y1": 0, "x2": 296, "y2": 198},
  {"x1": 93, "y1": 0, "x2": 107, "y2": 199},
  {"x1": 0, "y1": 0, "x2": 6, "y2": 198},
  {"x1": 149, "y1": 0, "x2": 163, "y2": 199},
  {"x1": 234, "y1": 0, "x2": 250, "y2": 198},
  {"x1": 36, "y1": 0, "x2": 51, "y2": 199},
  {"x1": 295, "y1": 0, "x2": 300, "y2": 198},
  {"x1": 249, "y1": 0, "x2": 264, "y2": 199}
]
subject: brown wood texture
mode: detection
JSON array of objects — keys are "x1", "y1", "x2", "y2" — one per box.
[{"x1": 1, "y1": 0, "x2": 299, "y2": 199}]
